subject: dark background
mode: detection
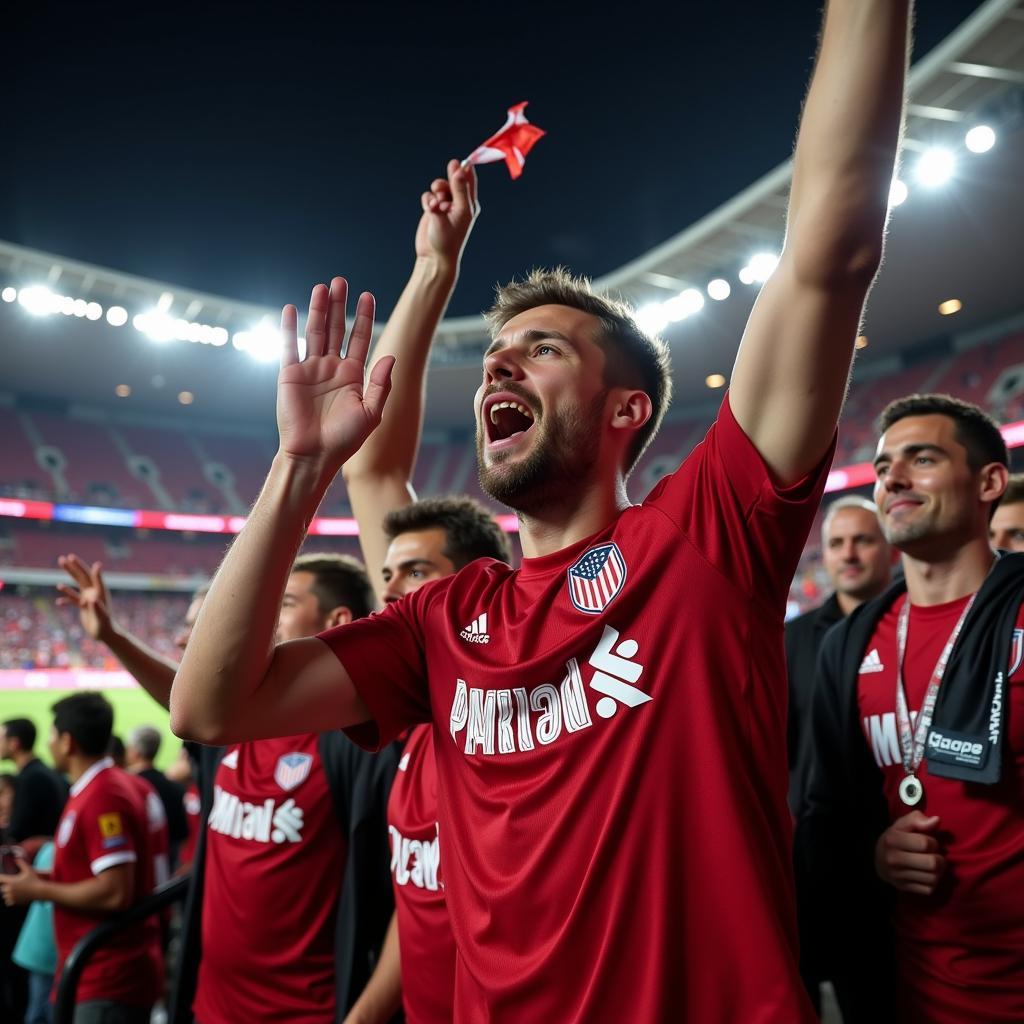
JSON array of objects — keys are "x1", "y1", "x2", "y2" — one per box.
[{"x1": 5, "y1": 1, "x2": 987, "y2": 316}]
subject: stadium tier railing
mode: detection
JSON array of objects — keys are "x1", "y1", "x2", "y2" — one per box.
[{"x1": 53, "y1": 873, "x2": 190, "y2": 1024}]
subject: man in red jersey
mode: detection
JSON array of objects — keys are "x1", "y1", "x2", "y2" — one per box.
[
  {"x1": 1, "y1": 692, "x2": 162, "y2": 1024},
  {"x1": 340, "y1": 159, "x2": 511, "y2": 1024},
  {"x1": 172, "y1": 3, "x2": 911, "y2": 1018},
  {"x1": 801, "y1": 395, "x2": 1024, "y2": 1023},
  {"x1": 55, "y1": 554, "x2": 397, "y2": 1024}
]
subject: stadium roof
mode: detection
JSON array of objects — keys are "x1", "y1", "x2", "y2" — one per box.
[{"x1": 3, "y1": 0, "x2": 1023, "y2": 428}]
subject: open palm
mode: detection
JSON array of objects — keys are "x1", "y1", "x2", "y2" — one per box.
[{"x1": 277, "y1": 278, "x2": 394, "y2": 466}]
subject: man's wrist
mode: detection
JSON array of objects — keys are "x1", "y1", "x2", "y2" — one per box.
[{"x1": 412, "y1": 254, "x2": 458, "y2": 290}]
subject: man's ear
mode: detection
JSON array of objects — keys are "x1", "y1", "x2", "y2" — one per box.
[
  {"x1": 981, "y1": 462, "x2": 1009, "y2": 510},
  {"x1": 325, "y1": 606, "x2": 354, "y2": 630},
  {"x1": 609, "y1": 389, "x2": 653, "y2": 436}
]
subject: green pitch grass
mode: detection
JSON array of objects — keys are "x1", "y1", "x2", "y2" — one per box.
[{"x1": 0, "y1": 687, "x2": 180, "y2": 772}]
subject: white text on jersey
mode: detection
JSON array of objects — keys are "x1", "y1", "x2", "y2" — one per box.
[
  {"x1": 208, "y1": 784, "x2": 305, "y2": 844},
  {"x1": 389, "y1": 825, "x2": 441, "y2": 890}
]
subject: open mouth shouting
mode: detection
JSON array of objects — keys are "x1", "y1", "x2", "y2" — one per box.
[{"x1": 482, "y1": 391, "x2": 537, "y2": 453}]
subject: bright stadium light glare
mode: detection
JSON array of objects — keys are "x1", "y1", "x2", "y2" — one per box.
[
  {"x1": 742, "y1": 252, "x2": 779, "y2": 284},
  {"x1": 18, "y1": 285, "x2": 59, "y2": 316},
  {"x1": 211, "y1": 326, "x2": 229, "y2": 347},
  {"x1": 85, "y1": 302, "x2": 103, "y2": 321},
  {"x1": 59, "y1": 296, "x2": 75, "y2": 316},
  {"x1": 635, "y1": 303, "x2": 669, "y2": 335},
  {"x1": 738, "y1": 266, "x2": 756, "y2": 286},
  {"x1": 133, "y1": 310, "x2": 176, "y2": 342},
  {"x1": 889, "y1": 179, "x2": 908, "y2": 208},
  {"x1": 663, "y1": 288, "x2": 705, "y2": 323},
  {"x1": 964, "y1": 124, "x2": 996, "y2": 154},
  {"x1": 707, "y1": 278, "x2": 731, "y2": 301},
  {"x1": 106, "y1": 305, "x2": 129, "y2": 327},
  {"x1": 1, "y1": 287, "x2": 16, "y2": 303},
  {"x1": 914, "y1": 147, "x2": 955, "y2": 188},
  {"x1": 72, "y1": 298, "x2": 88, "y2": 318},
  {"x1": 233, "y1": 320, "x2": 281, "y2": 363}
]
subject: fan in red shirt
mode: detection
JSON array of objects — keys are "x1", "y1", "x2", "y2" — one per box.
[
  {"x1": 1, "y1": 692, "x2": 162, "y2": 1022},
  {"x1": 804, "y1": 395, "x2": 1024, "y2": 1023},
  {"x1": 171, "y1": 4, "x2": 910, "y2": 1019},
  {"x1": 165, "y1": 746, "x2": 201, "y2": 874}
]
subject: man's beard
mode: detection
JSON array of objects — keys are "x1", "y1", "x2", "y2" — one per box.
[{"x1": 477, "y1": 392, "x2": 605, "y2": 514}]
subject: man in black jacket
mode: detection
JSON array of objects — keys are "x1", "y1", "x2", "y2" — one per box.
[
  {"x1": 0, "y1": 718, "x2": 68, "y2": 846},
  {"x1": 125, "y1": 724, "x2": 188, "y2": 868},
  {"x1": 799, "y1": 394, "x2": 1024, "y2": 1023},
  {"x1": 786, "y1": 496, "x2": 892, "y2": 1012}
]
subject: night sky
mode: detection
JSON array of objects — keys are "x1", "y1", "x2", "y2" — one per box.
[{"x1": 6, "y1": 1, "x2": 986, "y2": 318}]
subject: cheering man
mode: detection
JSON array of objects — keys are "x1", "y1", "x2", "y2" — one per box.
[{"x1": 172, "y1": 3, "x2": 911, "y2": 1018}]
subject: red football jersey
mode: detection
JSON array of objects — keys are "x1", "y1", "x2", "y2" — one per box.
[
  {"x1": 192, "y1": 733, "x2": 346, "y2": 1024},
  {"x1": 51, "y1": 758, "x2": 163, "y2": 1007},
  {"x1": 323, "y1": 397, "x2": 826, "y2": 1023},
  {"x1": 388, "y1": 723, "x2": 454, "y2": 1023},
  {"x1": 858, "y1": 593, "x2": 1024, "y2": 1022},
  {"x1": 125, "y1": 772, "x2": 171, "y2": 887}
]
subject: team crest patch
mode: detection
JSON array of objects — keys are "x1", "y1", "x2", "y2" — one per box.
[
  {"x1": 98, "y1": 812, "x2": 126, "y2": 849},
  {"x1": 57, "y1": 810, "x2": 76, "y2": 848},
  {"x1": 567, "y1": 543, "x2": 627, "y2": 615},
  {"x1": 274, "y1": 753, "x2": 313, "y2": 792},
  {"x1": 1010, "y1": 628, "x2": 1024, "y2": 676}
]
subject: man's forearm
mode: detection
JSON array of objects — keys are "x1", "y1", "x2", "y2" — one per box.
[
  {"x1": 36, "y1": 874, "x2": 129, "y2": 913},
  {"x1": 104, "y1": 625, "x2": 177, "y2": 710},
  {"x1": 343, "y1": 913, "x2": 402, "y2": 1024},
  {"x1": 788, "y1": 0, "x2": 910, "y2": 273},
  {"x1": 170, "y1": 452, "x2": 333, "y2": 741}
]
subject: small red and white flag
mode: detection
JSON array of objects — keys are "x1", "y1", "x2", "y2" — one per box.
[{"x1": 464, "y1": 101, "x2": 545, "y2": 180}]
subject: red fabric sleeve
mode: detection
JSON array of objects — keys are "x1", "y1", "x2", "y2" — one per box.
[
  {"x1": 317, "y1": 578, "x2": 446, "y2": 750},
  {"x1": 644, "y1": 393, "x2": 835, "y2": 601},
  {"x1": 83, "y1": 795, "x2": 138, "y2": 876}
]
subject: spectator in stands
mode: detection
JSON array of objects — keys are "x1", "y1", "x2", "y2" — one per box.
[
  {"x1": 124, "y1": 727, "x2": 187, "y2": 869},
  {"x1": 990, "y1": 472, "x2": 1024, "y2": 552},
  {"x1": 800, "y1": 394, "x2": 1024, "y2": 1021},
  {"x1": 1, "y1": 692, "x2": 163, "y2": 1024},
  {"x1": 785, "y1": 495, "x2": 893, "y2": 1015},
  {"x1": 0, "y1": 719, "x2": 68, "y2": 852},
  {"x1": 0, "y1": 773, "x2": 15, "y2": 835},
  {"x1": 164, "y1": 747, "x2": 200, "y2": 875},
  {"x1": 56, "y1": 552, "x2": 397, "y2": 1024},
  {"x1": 105, "y1": 735, "x2": 126, "y2": 769}
]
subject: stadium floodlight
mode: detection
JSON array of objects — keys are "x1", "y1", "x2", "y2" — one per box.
[
  {"x1": 888, "y1": 178, "x2": 908, "y2": 208},
  {"x1": 17, "y1": 285, "x2": 60, "y2": 316},
  {"x1": 705, "y1": 373, "x2": 726, "y2": 389},
  {"x1": 663, "y1": 288, "x2": 705, "y2": 323},
  {"x1": 106, "y1": 305, "x2": 129, "y2": 327},
  {"x1": 635, "y1": 303, "x2": 669, "y2": 336},
  {"x1": 964, "y1": 124, "x2": 995, "y2": 154},
  {"x1": 1, "y1": 287, "x2": 16, "y2": 303},
  {"x1": 72, "y1": 298, "x2": 88, "y2": 318},
  {"x1": 210, "y1": 326, "x2": 229, "y2": 347},
  {"x1": 133, "y1": 309, "x2": 177, "y2": 342},
  {"x1": 913, "y1": 147, "x2": 955, "y2": 188},
  {"x1": 707, "y1": 278, "x2": 731, "y2": 301},
  {"x1": 233, "y1": 320, "x2": 281, "y2": 363},
  {"x1": 59, "y1": 295, "x2": 76, "y2": 316},
  {"x1": 85, "y1": 302, "x2": 103, "y2": 321},
  {"x1": 741, "y1": 252, "x2": 779, "y2": 285}
]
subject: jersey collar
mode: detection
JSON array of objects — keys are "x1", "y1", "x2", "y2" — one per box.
[{"x1": 70, "y1": 756, "x2": 114, "y2": 797}]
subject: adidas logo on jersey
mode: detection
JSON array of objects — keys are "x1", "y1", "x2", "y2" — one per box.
[
  {"x1": 208, "y1": 785, "x2": 304, "y2": 844},
  {"x1": 460, "y1": 613, "x2": 490, "y2": 644},
  {"x1": 859, "y1": 649, "x2": 885, "y2": 674},
  {"x1": 448, "y1": 625, "x2": 650, "y2": 756}
]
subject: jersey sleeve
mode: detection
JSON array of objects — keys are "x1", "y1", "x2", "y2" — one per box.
[
  {"x1": 644, "y1": 392, "x2": 834, "y2": 601},
  {"x1": 317, "y1": 579, "x2": 446, "y2": 751},
  {"x1": 82, "y1": 795, "x2": 139, "y2": 876}
]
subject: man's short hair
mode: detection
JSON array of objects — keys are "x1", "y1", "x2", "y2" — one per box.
[
  {"x1": 291, "y1": 553, "x2": 375, "y2": 620},
  {"x1": 821, "y1": 495, "x2": 883, "y2": 541},
  {"x1": 878, "y1": 394, "x2": 1008, "y2": 472},
  {"x1": 383, "y1": 496, "x2": 512, "y2": 569},
  {"x1": 128, "y1": 725, "x2": 162, "y2": 762},
  {"x1": 52, "y1": 693, "x2": 114, "y2": 758},
  {"x1": 484, "y1": 267, "x2": 673, "y2": 475},
  {"x1": 1002, "y1": 473, "x2": 1024, "y2": 508},
  {"x1": 2, "y1": 718, "x2": 36, "y2": 752}
]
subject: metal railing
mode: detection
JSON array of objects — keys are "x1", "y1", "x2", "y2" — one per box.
[{"x1": 53, "y1": 874, "x2": 190, "y2": 1024}]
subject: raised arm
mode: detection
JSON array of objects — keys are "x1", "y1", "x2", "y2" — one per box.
[
  {"x1": 170, "y1": 281, "x2": 394, "y2": 744},
  {"x1": 57, "y1": 554, "x2": 177, "y2": 709},
  {"x1": 343, "y1": 160, "x2": 479, "y2": 592},
  {"x1": 730, "y1": 0, "x2": 911, "y2": 484}
]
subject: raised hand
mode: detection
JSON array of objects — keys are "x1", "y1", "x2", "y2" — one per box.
[
  {"x1": 56, "y1": 554, "x2": 114, "y2": 643},
  {"x1": 277, "y1": 278, "x2": 394, "y2": 468},
  {"x1": 414, "y1": 159, "x2": 479, "y2": 273}
]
